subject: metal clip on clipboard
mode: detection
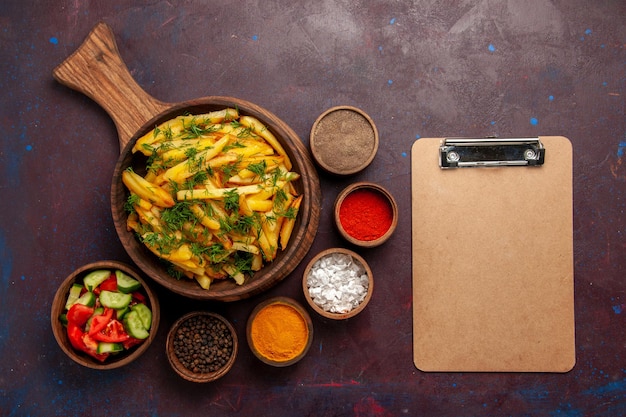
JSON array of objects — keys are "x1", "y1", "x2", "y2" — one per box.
[{"x1": 439, "y1": 137, "x2": 545, "y2": 168}]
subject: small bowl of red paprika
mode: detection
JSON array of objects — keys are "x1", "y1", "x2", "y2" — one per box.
[
  {"x1": 334, "y1": 182, "x2": 398, "y2": 248},
  {"x1": 51, "y1": 260, "x2": 160, "y2": 370}
]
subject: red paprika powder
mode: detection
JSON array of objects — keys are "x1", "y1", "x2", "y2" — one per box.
[{"x1": 338, "y1": 188, "x2": 393, "y2": 241}]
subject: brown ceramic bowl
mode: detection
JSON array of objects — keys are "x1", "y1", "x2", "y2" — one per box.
[
  {"x1": 246, "y1": 297, "x2": 313, "y2": 367},
  {"x1": 302, "y1": 248, "x2": 374, "y2": 320},
  {"x1": 310, "y1": 106, "x2": 379, "y2": 175},
  {"x1": 166, "y1": 311, "x2": 238, "y2": 383},
  {"x1": 334, "y1": 182, "x2": 398, "y2": 248},
  {"x1": 50, "y1": 260, "x2": 160, "y2": 370},
  {"x1": 53, "y1": 23, "x2": 321, "y2": 302}
]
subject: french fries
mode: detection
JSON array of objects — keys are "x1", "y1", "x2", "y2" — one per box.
[{"x1": 122, "y1": 109, "x2": 302, "y2": 290}]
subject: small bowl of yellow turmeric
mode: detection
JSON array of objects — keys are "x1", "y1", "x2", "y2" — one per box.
[{"x1": 246, "y1": 297, "x2": 313, "y2": 367}]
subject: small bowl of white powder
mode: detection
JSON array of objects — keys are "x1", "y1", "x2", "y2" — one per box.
[{"x1": 302, "y1": 248, "x2": 373, "y2": 320}]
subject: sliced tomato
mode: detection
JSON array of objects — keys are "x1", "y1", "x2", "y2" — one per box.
[
  {"x1": 99, "y1": 274, "x2": 118, "y2": 292},
  {"x1": 93, "y1": 319, "x2": 130, "y2": 343},
  {"x1": 67, "y1": 322, "x2": 86, "y2": 351},
  {"x1": 66, "y1": 304, "x2": 94, "y2": 327},
  {"x1": 82, "y1": 333, "x2": 99, "y2": 351},
  {"x1": 122, "y1": 337, "x2": 144, "y2": 350},
  {"x1": 67, "y1": 323, "x2": 107, "y2": 362},
  {"x1": 131, "y1": 291, "x2": 146, "y2": 304},
  {"x1": 88, "y1": 308, "x2": 114, "y2": 337},
  {"x1": 81, "y1": 333, "x2": 108, "y2": 362}
]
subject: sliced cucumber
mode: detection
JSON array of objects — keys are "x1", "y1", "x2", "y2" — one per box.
[
  {"x1": 131, "y1": 303, "x2": 152, "y2": 330},
  {"x1": 123, "y1": 310, "x2": 150, "y2": 339},
  {"x1": 115, "y1": 270, "x2": 142, "y2": 294},
  {"x1": 99, "y1": 290, "x2": 132, "y2": 309},
  {"x1": 115, "y1": 306, "x2": 129, "y2": 320},
  {"x1": 97, "y1": 342, "x2": 124, "y2": 354},
  {"x1": 83, "y1": 270, "x2": 111, "y2": 292},
  {"x1": 64, "y1": 283, "x2": 84, "y2": 310},
  {"x1": 75, "y1": 291, "x2": 96, "y2": 307}
]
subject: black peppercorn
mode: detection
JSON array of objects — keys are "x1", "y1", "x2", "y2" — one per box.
[{"x1": 173, "y1": 314, "x2": 234, "y2": 374}]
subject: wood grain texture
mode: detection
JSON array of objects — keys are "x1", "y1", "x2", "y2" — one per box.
[{"x1": 53, "y1": 23, "x2": 170, "y2": 150}]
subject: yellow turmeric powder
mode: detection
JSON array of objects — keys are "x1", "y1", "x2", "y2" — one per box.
[{"x1": 250, "y1": 303, "x2": 309, "y2": 362}]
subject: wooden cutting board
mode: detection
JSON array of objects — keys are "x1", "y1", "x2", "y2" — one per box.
[{"x1": 411, "y1": 136, "x2": 575, "y2": 372}]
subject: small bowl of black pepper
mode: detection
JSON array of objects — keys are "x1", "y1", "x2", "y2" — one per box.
[{"x1": 166, "y1": 311, "x2": 237, "y2": 383}]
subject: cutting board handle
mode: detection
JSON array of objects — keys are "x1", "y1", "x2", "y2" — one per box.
[{"x1": 53, "y1": 22, "x2": 171, "y2": 151}]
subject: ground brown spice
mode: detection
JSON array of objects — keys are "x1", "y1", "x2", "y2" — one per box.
[{"x1": 312, "y1": 109, "x2": 376, "y2": 172}]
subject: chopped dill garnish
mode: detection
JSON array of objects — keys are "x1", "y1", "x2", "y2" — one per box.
[
  {"x1": 219, "y1": 162, "x2": 240, "y2": 182},
  {"x1": 273, "y1": 188, "x2": 288, "y2": 209},
  {"x1": 281, "y1": 205, "x2": 298, "y2": 220},
  {"x1": 160, "y1": 202, "x2": 196, "y2": 232},
  {"x1": 269, "y1": 167, "x2": 283, "y2": 187},
  {"x1": 218, "y1": 217, "x2": 233, "y2": 234},
  {"x1": 141, "y1": 143, "x2": 156, "y2": 154},
  {"x1": 163, "y1": 126, "x2": 174, "y2": 140},
  {"x1": 236, "y1": 126, "x2": 255, "y2": 138},
  {"x1": 182, "y1": 170, "x2": 209, "y2": 190},
  {"x1": 124, "y1": 194, "x2": 140, "y2": 213},
  {"x1": 223, "y1": 189, "x2": 240, "y2": 212},
  {"x1": 223, "y1": 141, "x2": 246, "y2": 152},
  {"x1": 184, "y1": 146, "x2": 200, "y2": 159},
  {"x1": 181, "y1": 117, "x2": 218, "y2": 139},
  {"x1": 205, "y1": 243, "x2": 227, "y2": 263},
  {"x1": 233, "y1": 251, "x2": 253, "y2": 274},
  {"x1": 247, "y1": 161, "x2": 267, "y2": 179},
  {"x1": 233, "y1": 214, "x2": 257, "y2": 235},
  {"x1": 264, "y1": 214, "x2": 277, "y2": 225},
  {"x1": 167, "y1": 264, "x2": 185, "y2": 280}
]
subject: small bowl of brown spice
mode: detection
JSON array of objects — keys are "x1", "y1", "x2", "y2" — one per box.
[
  {"x1": 310, "y1": 106, "x2": 379, "y2": 175},
  {"x1": 166, "y1": 311, "x2": 237, "y2": 383}
]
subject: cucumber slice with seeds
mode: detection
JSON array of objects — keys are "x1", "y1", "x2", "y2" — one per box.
[
  {"x1": 75, "y1": 291, "x2": 96, "y2": 307},
  {"x1": 83, "y1": 270, "x2": 111, "y2": 292},
  {"x1": 115, "y1": 270, "x2": 142, "y2": 294},
  {"x1": 131, "y1": 303, "x2": 152, "y2": 330},
  {"x1": 97, "y1": 342, "x2": 124, "y2": 354},
  {"x1": 115, "y1": 306, "x2": 130, "y2": 320},
  {"x1": 99, "y1": 290, "x2": 132, "y2": 309},
  {"x1": 123, "y1": 310, "x2": 150, "y2": 339},
  {"x1": 64, "y1": 283, "x2": 84, "y2": 310}
]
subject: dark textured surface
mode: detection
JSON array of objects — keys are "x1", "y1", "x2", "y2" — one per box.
[{"x1": 1, "y1": 1, "x2": 624, "y2": 416}]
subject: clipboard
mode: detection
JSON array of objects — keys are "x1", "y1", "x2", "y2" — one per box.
[{"x1": 411, "y1": 136, "x2": 575, "y2": 372}]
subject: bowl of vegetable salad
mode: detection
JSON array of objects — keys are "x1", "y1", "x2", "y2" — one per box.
[{"x1": 51, "y1": 260, "x2": 160, "y2": 369}]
